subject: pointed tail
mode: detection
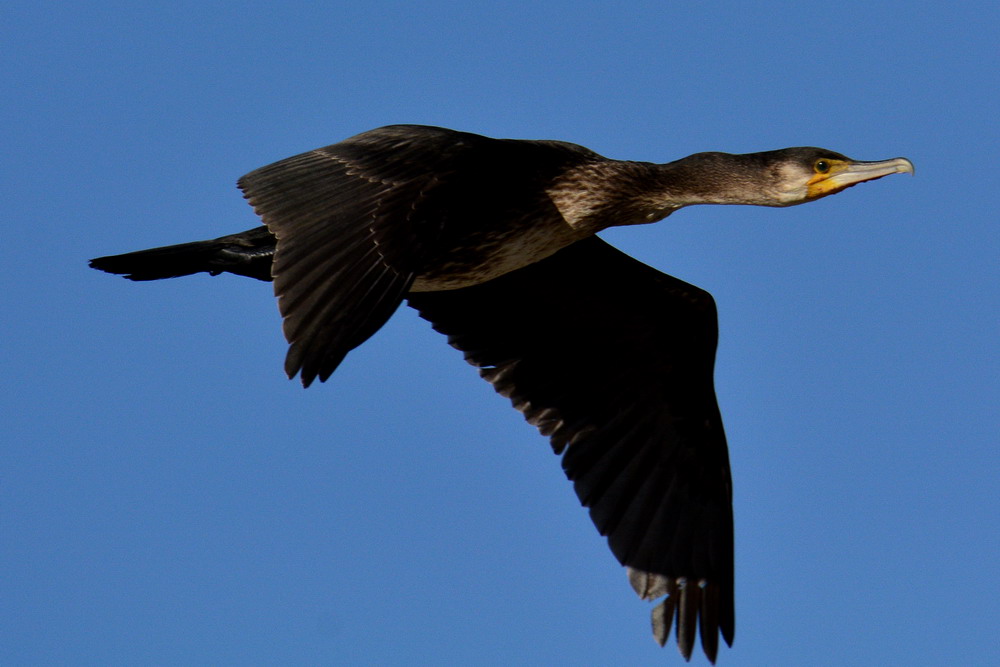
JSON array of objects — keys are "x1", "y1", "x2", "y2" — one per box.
[{"x1": 89, "y1": 225, "x2": 275, "y2": 282}]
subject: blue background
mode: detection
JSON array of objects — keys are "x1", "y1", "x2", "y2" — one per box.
[{"x1": 4, "y1": 2, "x2": 997, "y2": 665}]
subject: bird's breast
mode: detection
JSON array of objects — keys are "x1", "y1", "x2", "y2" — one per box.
[{"x1": 409, "y1": 215, "x2": 585, "y2": 292}]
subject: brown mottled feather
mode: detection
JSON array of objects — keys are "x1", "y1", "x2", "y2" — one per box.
[{"x1": 237, "y1": 125, "x2": 602, "y2": 385}]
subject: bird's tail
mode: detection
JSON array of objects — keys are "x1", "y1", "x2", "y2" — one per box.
[{"x1": 89, "y1": 225, "x2": 276, "y2": 282}]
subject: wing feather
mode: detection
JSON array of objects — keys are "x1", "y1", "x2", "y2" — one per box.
[
  {"x1": 237, "y1": 127, "x2": 485, "y2": 385},
  {"x1": 408, "y1": 236, "x2": 734, "y2": 662}
]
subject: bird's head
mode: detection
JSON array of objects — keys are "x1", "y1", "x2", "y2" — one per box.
[
  {"x1": 756, "y1": 147, "x2": 915, "y2": 206},
  {"x1": 660, "y1": 148, "x2": 914, "y2": 209}
]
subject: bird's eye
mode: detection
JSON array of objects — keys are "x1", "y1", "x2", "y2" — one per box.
[{"x1": 814, "y1": 160, "x2": 831, "y2": 173}]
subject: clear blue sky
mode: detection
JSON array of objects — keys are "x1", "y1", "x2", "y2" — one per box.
[{"x1": 3, "y1": 2, "x2": 997, "y2": 665}]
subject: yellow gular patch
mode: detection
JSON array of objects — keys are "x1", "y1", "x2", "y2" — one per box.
[{"x1": 806, "y1": 159, "x2": 853, "y2": 198}]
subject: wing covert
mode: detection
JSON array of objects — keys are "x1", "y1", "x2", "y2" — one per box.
[{"x1": 238, "y1": 126, "x2": 483, "y2": 385}]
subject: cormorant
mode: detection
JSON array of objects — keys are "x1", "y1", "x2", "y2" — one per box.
[{"x1": 89, "y1": 125, "x2": 913, "y2": 663}]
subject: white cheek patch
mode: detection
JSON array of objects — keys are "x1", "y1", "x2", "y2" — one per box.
[
  {"x1": 773, "y1": 164, "x2": 810, "y2": 204},
  {"x1": 776, "y1": 184, "x2": 808, "y2": 204}
]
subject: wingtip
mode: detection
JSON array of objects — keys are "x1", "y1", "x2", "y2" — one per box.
[
  {"x1": 284, "y1": 355, "x2": 311, "y2": 388},
  {"x1": 643, "y1": 572, "x2": 729, "y2": 663},
  {"x1": 290, "y1": 364, "x2": 317, "y2": 388},
  {"x1": 651, "y1": 597, "x2": 675, "y2": 648}
]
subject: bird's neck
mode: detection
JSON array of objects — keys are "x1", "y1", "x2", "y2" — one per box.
[{"x1": 547, "y1": 156, "x2": 773, "y2": 234}]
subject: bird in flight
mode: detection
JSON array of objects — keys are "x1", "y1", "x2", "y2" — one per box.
[{"x1": 90, "y1": 125, "x2": 912, "y2": 662}]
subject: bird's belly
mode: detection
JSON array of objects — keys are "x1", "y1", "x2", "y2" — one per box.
[{"x1": 409, "y1": 220, "x2": 584, "y2": 292}]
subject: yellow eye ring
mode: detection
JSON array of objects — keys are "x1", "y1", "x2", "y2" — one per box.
[{"x1": 814, "y1": 160, "x2": 831, "y2": 174}]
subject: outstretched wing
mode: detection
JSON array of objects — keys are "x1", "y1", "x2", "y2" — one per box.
[
  {"x1": 238, "y1": 125, "x2": 490, "y2": 385},
  {"x1": 407, "y1": 236, "x2": 734, "y2": 662}
]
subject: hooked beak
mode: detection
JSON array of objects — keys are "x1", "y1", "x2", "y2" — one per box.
[{"x1": 807, "y1": 157, "x2": 914, "y2": 199}]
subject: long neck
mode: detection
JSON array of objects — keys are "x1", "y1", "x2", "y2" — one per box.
[
  {"x1": 547, "y1": 153, "x2": 777, "y2": 234},
  {"x1": 646, "y1": 152, "x2": 781, "y2": 206}
]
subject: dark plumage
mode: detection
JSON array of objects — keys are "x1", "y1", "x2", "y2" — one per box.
[{"x1": 89, "y1": 125, "x2": 912, "y2": 662}]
